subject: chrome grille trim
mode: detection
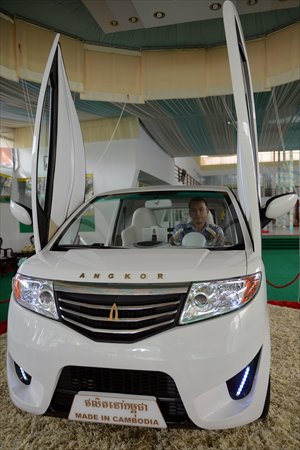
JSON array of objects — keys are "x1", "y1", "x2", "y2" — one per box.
[
  {"x1": 55, "y1": 282, "x2": 189, "y2": 342},
  {"x1": 58, "y1": 297, "x2": 181, "y2": 311},
  {"x1": 61, "y1": 315, "x2": 175, "y2": 334},
  {"x1": 54, "y1": 281, "x2": 188, "y2": 296},
  {"x1": 59, "y1": 306, "x2": 178, "y2": 322}
]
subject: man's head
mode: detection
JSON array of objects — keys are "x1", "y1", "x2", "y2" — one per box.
[{"x1": 188, "y1": 198, "x2": 209, "y2": 230}]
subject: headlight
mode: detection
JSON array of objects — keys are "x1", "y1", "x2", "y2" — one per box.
[
  {"x1": 12, "y1": 274, "x2": 58, "y2": 320},
  {"x1": 180, "y1": 272, "x2": 261, "y2": 324}
]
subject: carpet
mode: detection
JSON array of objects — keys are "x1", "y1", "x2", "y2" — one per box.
[{"x1": 0, "y1": 305, "x2": 299, "y2": 450}]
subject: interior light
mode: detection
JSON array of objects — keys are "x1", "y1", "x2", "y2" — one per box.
[
  {"x1": 129, "y1": 16, "x2": 139, "y2": 23},
  {"x1": 110, "y1": 20, "x2": 119, "y2": 27},
  {"x1": 201, "y1": 155, "x2": 208, "y2": 158},
  {"x1": 153, "y1": 11, "x2": 165, "y2": 19},
  {"x1": 209, "y1": 2, "x2": 222, "y2": 10},
  {"x1": 247, "y1": 0, "x2": 258, "y2": 5}
]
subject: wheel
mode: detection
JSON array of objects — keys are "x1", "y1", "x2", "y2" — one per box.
[{"x1": 260, "y1": 376, "x2": 271, "y2": 419}]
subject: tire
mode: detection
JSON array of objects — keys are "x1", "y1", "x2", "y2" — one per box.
[{"x1": 260, "y1": 376, "x2": 271, "y2": 419}]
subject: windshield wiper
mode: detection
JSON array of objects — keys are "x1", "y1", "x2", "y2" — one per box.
[
  {"x1": 53, "y1": 243, "x2": 106, "y2": 251},
  {"x1": 208, "y1": 243, "x2": 245, "y2": 251}
]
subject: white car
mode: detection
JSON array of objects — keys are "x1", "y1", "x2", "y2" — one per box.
[{"x1": 7, "y1": 1, "x2": 297, "y2": 430}]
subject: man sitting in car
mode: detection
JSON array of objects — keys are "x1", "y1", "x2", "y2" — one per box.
[{"x1": 170, "y1": 197, "x2": 224, "y2": 246}]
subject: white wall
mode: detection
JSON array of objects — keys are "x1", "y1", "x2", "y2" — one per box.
[
  {"x1": 175, "y1": 157, "x2": 203, "y2": 184},
  {"x1": 136, "y1": 127, "x2": 175, "y2": 185},
  {"x1": 1, "y1": 125, "x2": 176, "y2": 251},
  {"x1": 86, "y1": 141, "x2": 137, "y2": 194},
  {"x1": 86, "y1": 126, "x2": 175, "y2": 194},
  {"x1": 17, "y1": 148, "x2": 32, "y2": 177}
]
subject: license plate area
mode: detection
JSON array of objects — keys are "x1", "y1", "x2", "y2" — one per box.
[{"x1": 69, "y1": 391, "x2": 167, "y2": 428}]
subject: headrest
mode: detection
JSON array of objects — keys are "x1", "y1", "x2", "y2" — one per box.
[
  {"x1": 207, "y1": 211, "x2": 215, "y2": 225},
  {"x1": 132, "y1": 208, "x2": 157, "y2": 228}
]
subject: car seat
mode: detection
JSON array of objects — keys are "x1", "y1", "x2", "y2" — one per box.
[
  {"x1": 121, "y1": 208, "x2": 159, "y2": 246},
  {"x1": 207, "y1": 210, "x2": 215, "y2": 225}
]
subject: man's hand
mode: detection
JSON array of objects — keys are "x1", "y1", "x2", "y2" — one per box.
[{"x1": 169, "y1": 227, "x2": 183, "y2": 245}]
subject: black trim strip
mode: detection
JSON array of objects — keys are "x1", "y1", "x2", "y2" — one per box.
[{"x1": 36, "y1": 48, "x2": 59, "y2": 249}]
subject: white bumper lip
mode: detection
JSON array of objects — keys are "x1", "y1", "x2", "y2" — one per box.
[
  {"x1": 17, "y1": 249, "x2": 247, "y2": 283},
  {"x1": 7, "y1": 286, "x2": 270, "y2": 429}
]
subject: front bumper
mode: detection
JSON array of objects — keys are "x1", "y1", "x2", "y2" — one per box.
[{"x1": 7, "y1": 288, "x2": 270, "y2": 430}]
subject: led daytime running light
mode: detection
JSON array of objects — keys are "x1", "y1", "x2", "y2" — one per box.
[
  {"x1": 226, "y1": 350, "x2": 261, "y2": 400},
  {"x1": 236, "y1": 366, "x2": 250, "y2": 397},
  {"x1": 20, "y1": 367, "x2": 29, "y2": 382}
]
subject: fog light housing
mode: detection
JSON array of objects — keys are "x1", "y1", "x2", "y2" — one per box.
[
  {"x1": 226, "y1": 351, "x2": 260, "y2": 399},
  {"x1": 14, "y1": 362, "x2": 32, "y2": 385}
]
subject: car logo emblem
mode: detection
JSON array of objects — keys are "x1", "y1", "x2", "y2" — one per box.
[{"x1": 109, "y1": 303, "x2": 119, "y2": 321}]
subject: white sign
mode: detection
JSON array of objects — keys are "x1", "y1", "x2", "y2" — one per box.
[{"x1": 69, "y1": 391, "x2": 167, "y2": 428}]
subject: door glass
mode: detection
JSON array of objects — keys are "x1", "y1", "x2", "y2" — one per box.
[
  {"x1": 235, "y1": 21, "x2": 259, "y2": 189},
  {"x1": 37, "y1": 80, "x2": 52, "y2": 209}
]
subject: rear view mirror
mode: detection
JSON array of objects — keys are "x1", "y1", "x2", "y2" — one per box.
[
  {"x1": 10, "y1": 200, "x2": 32, "y2": 225},
  {"x1": 260, "y1": 193, "x2": 298, "y2": 228},
  {"x1": 145, "y1": 199, "x2": 172, "y2": 208}
]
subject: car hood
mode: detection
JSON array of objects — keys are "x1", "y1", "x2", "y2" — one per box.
[{"x1": 19, "y1": 248, "x2": 248, "y2": 284}]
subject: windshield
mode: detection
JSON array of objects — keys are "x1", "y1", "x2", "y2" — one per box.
[{"x1": 53, "y1": 191, "x2": 244, "y2": 250}]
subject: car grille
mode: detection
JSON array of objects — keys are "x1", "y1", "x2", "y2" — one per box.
[
  {"x1": 55, "y1": 282, "x2": 189, "y2": 343},
  {"x1": 46, "y1": 366, "x2": 195, "y2": 427}
]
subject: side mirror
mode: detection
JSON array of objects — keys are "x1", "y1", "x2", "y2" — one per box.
[
  {"x1": 260, "y1": 193, "x2": 298, "y2": 228},
  {"x1": 10, "y1": 200, "x2": 32, "y2": 225}
]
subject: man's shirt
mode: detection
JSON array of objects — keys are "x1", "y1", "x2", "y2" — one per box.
[{"x1": 172, "y1": 221, "x2": 224, "y2": 246}]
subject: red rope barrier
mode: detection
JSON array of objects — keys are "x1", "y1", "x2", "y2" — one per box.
[
  {"x1": 266, "y1": 273, "x2": 299, "y2": 289},
  {"x1": 0, "y1": 299, "x2": 9, "y2": 304},
  {"x1": 268, "y1": 301, "x2": 300, "y2": 309},
  {"x1": 0, "y1": 321, "x2": 7, "y2": 335}
]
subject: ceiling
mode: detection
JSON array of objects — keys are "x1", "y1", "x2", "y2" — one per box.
[
  {"x1": 0, "y1": 0, "x2": 299, "y2": 156},
  {"x1": 1, "y1": 0, "x2": 299, "y2": 50}
]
